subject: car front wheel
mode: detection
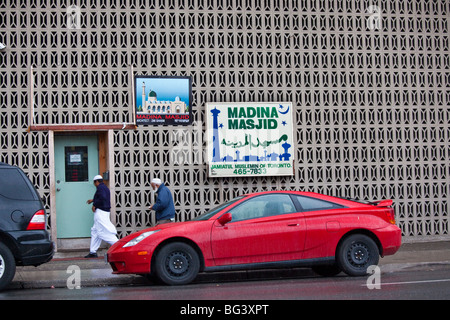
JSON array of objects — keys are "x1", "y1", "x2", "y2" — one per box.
[
  {"x1": 336, "y1": 234, "x2": 379, "y2": 277},
  {"x1": 154, "y1": 242, "x2": 200, "y2": 285},
  {"x1": 0, "y1": 242, "x2": 16, "y2": 291}
]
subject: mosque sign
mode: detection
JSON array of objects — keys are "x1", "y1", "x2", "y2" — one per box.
[
  {"x1": 206, "y1": 102, "x2": 295, "y2": 177},
  {"x1": 135, "y1": 75, "x2": 192, "y2": 126}
]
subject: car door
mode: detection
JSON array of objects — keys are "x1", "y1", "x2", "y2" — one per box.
[
  {"x1": 210, "y1": 193, "x2": 306, "y2": 266},
  {"x1": 292, "y1": 194, "x2": 349, "y2": 259},
  {"x1": 54, "y1": 135, "x2": 99, "y2": 238}
]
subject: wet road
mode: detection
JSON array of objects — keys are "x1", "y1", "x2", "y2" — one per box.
[{"x1": 1, "y1": 267, "x2": 449, "y2": 300}]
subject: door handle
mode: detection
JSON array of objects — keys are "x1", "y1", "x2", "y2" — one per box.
[
  {"x1": 56, "y1": 188, "x2": 61, "y2": 192},
  {"x1": 287, "y1": 223, "x2": 300, "y2": 227}
]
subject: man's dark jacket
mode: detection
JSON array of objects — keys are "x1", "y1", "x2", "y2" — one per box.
[
  {"x1": 93, "y1": 182, "x2": 111, "y2": 212},
  {"x1": 152, "y1": 183, "x2": 175, "y2": 221}
]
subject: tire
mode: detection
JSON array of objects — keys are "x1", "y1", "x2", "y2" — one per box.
[
  {"x1": 336, "y1": 234, "x2": 379, "y2": 277},
  {"x1": 0, "y1": 242, "x2": 16, "y2": 291},
  {"x1": 154, "y1": 242, "x2": 200, "y2": 285}
]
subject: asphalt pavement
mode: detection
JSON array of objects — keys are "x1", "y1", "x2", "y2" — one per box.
[{"x1": 7, "y1": 240, "x2": 450, "y2": 291}]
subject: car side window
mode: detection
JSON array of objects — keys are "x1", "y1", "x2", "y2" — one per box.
[
  {"x1": 294, "y1": 195, "x2": 343, "y2": 211},
  {"x1": 229, "y1": 194, "x2": 297, "y2": 222},
  {"x1": 0, "y1": 168, "x2": 35, "y2": 201}
]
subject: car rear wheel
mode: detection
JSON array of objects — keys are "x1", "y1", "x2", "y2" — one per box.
[
  {"x1": 0, "y1": 242, "x2": 16, "y2": 291},
  {"x1": 154, "y1": 242, "x2": 200, "y2": 285},
  {"x1": 336, "y1": 234, "x2": 379, "y2": 277}
]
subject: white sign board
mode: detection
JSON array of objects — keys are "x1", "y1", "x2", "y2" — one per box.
[{"x1": 206, "y1": 102, "x2": 295, "y2": 177}]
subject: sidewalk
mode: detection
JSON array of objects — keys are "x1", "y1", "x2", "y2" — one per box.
[{"x1": 8, "y1": 241, "x2": 450, "y2": 290}]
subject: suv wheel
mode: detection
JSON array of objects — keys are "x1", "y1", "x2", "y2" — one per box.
[{"x1": 0, "y1": 242, "x2": 16, "y2": 291}]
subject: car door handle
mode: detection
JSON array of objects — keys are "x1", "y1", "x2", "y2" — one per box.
[{"x1": 287, "y1": 223, "x2": 300, "y2": 227}]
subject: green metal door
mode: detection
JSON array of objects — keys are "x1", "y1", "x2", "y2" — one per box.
[{"x1": 54, "y1": 135, "x2": 99, "y2": 238}]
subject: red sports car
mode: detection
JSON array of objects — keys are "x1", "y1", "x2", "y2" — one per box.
[{"x1": 107, "y1": 191, "x2": 401, "y2": 285}]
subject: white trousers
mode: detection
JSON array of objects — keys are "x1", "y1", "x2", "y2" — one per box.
[{"x1": 90, "y1": 208, "x2": 118, "y2": 253}]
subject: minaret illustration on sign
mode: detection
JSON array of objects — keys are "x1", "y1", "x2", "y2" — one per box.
[
  {"x1": 141, "y1": 82, "x2": 146, "y2": 110},
  {"x1": 211, "y1": 107, "x2": 221, "y2": 162}
]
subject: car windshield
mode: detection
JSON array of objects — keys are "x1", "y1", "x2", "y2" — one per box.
[{"x1": 191, "y1": 196, "x2": 245, "y2": 221}]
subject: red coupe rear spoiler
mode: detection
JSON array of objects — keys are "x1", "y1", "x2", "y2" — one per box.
[
  {"x1": 373, "y1": 199, "x2": 393, "y2": 207},
  {"x1": 343, "y1": 197, "x2": 394, "y2": 207}
]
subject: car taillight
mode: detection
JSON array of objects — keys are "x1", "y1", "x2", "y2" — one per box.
[
  {"x1": 374, "y1": 199, "x2": 396, "y2": 225},
  {"x1": 385, "y1": 208, "x2": 396, "y2": 225},
  {"x1": 27, "y1": 209, "x2": 46, "y2": 230}
]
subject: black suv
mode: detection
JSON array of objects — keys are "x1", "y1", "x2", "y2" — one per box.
[{"x1": 0, "y1": 163, "x2": 54, "y2": 290}]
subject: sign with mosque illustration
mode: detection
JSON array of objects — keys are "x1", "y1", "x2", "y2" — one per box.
[
  {"x1": 206, "y1": 102, "x2": 294, "y2": 177},
  {"x1": 135, "y1": 75, "x2": 192, "y2": 126}
]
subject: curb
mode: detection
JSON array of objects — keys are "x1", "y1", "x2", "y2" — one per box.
[
  {"x1": 380, "y1": 261, "x2": 450, "y2": 274},
  {"x1": 10, "y1": 271, "x2": 146, "y2": 290},
  {"x1": 8, "y1": 260, "x2": 450, "y2": 291}
]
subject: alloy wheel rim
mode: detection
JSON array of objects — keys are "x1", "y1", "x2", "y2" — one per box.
[{"x1": 0, "y1": 255, "x2": 5, "y2": 278}]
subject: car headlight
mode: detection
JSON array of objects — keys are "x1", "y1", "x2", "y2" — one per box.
[{"x1": 123, "y1": 230, "x2": 160, "y2": 247}]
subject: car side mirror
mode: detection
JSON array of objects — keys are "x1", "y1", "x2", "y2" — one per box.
[{"x1": 218, "y1": 212, "x2": 232, "y2": 226}]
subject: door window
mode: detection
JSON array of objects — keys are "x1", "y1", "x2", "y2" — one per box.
[
  {"x1": 64, "y1": 146, "x2": 89, "y2": 182},
  {"x1": 229, "y1": 194, "x2": 296, "y2": 222}
]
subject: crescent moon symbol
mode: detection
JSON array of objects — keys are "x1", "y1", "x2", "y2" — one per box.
[{"x1": 278, "y1": 104, "x2": 290, "y2": 115}]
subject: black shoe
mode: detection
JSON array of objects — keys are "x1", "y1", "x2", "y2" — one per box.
[{"x1": 84, "y1": 252, "x2": 98, "y2": 258}]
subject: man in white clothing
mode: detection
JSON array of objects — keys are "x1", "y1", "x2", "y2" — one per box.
[{"x1": 85, "y1": 175, "x2": 118, "y2": 258}]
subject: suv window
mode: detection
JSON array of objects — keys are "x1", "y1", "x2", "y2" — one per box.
[
  {"x1": 0, "y1": 168, "x2": 36, "y2": 200},
  {"x1": 229, "y1": 194, "x2": 297, "y2": 222},
  {"x1": 294, "y1": 195, "x2": 343, "y2": 211}
]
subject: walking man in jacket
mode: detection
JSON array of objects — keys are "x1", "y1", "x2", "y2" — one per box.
[
  {"x1": 85, "y1": 175, "x2": 118, "y2": 258},
  {"x1": 149, "y1": 178, "x2": 175, "y2": 225}
]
